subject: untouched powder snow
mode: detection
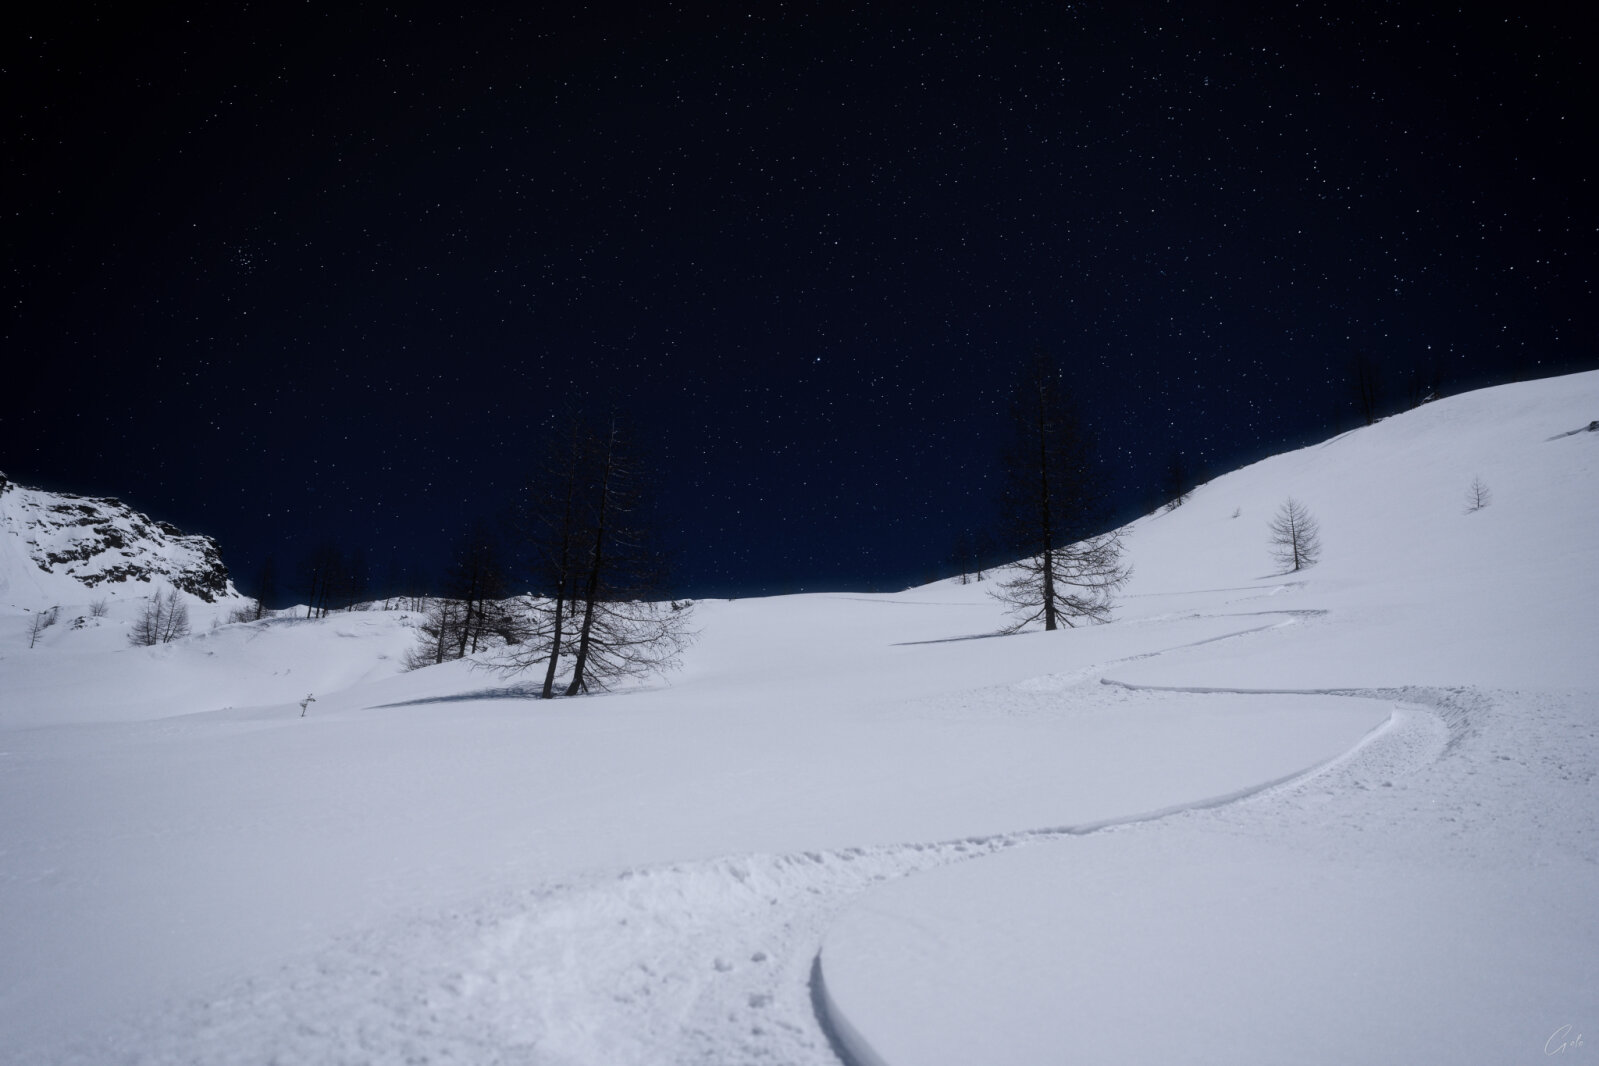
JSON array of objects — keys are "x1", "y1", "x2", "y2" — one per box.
[{"x1": 1, "y1": 371, "x2": 1596, "y2": 1064}]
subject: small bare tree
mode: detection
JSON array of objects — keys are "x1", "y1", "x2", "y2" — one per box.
[
  {"x1": 1268, "y1": 498, "x2": 1322, "y2": 573},
  {"x1": 1162, "y1": 450, "x2": 1191, "y2": 512},
  {"x1": 27, "y1": 607, "x2": 58, "y2": 648},
  {"x1": 1352, "y1": 351, "x2": 1381, "y2": 426},
  {"x1": 89, "y1": 598, "x2": 109, "y2": 618},
  {"x1": 950, "y1": 530, "x2": 976, "y2": 585},
  {"x1": 1465, "y1": 476, "x2": 1491, "y2": 513}
]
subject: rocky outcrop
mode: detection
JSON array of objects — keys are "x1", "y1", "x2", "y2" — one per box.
[{"x1": 0, "y1": 471, "x2": 233, "y2": 602}]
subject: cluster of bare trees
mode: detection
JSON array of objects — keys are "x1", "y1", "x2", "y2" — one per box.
[
  {"x1": 399, "y1": 411, "x2": 693, "y2": 698},
  {"x1": 494, "y1": 411, "x2": 693, "y2": 697},
  {"x1": 403, "y1": 526, "x2": 528, "y2": 670},
  {"x1": 1351, "y1": 350, "x2": 1443, "y2": 426},
  {"x1": 129, "y1": 589, "x2": 191, "y2": 646},
  {"x1": 302, "y1": 543, "x2": 369, "y2": 618},
  {"x1": 1162, "y1": 450, "x2": 1192, "y2": 512},
  {"x1": 948, "y1": 529, "x2": 995, "y2": 585}
]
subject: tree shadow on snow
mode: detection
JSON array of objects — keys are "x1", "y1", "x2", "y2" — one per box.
[{"x1": 369, "y1": 683, "x2": 546, "y2": 707}]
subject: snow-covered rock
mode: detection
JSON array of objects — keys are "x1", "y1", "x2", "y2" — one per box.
[{"x1": 0, "y1": 470, "x2": 236, "y2": 607}]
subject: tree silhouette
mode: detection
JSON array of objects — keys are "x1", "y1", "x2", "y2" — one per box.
[
  {"x1": 1268, "y1": 498, "x2": 1322, "y2": 572},
  {"x1": 991, "y1": 353, "x2": 1130, "y2": 631},
  {"x1": 499, "y1": 410, "x2": 692, "y2": 696}
]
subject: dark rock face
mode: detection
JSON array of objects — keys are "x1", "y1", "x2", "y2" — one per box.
[{"x1": 0, "y1": 471, "x2": 233, "y2": 602}]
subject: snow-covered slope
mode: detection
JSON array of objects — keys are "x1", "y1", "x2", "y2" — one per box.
[
  {"x1": 0, "y1": 372, "x2": 1595, "y2": 1065},
  {"x1": 0, "y1": 470, "x2": 237, "y2": 608},
  {"x1": 818, "y1": 374, "x2": 1599, "y2": 1066}
]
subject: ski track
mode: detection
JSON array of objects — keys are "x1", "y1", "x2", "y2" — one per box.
[{"x1": 36, "y1": 609, "x2": 1595, "y2": 1066}]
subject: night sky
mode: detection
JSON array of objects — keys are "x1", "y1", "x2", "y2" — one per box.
[{"x1": 5, "y1": 3, "x2": 1593, "y2": 600}]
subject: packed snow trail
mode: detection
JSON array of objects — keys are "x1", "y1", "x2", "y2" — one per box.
[
  {"x1": 816, "y1": 684, "x2": 1599, "y2": 1066},
  {"x1": 33, "y1": 633, "x2": 1406, "y2": 1066}
]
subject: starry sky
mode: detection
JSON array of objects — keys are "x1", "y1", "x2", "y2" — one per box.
[{"x1": 5, "y1": 2, "x2": 1593, "y2": 600}]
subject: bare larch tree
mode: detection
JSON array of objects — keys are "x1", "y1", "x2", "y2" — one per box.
[
  {"x1": 992, "y1": 353, "x2": 1130, "y2": 631},
  {"x1": 1162, "y1": 449, "x2": 1191, "y2": 512},
  {"x1": 1352, "y1": 351, "x2": 1381, "y2": 426},
  {"x1": 562, "y1": 415, "x2": 692, "y2": 694},
  {"x1": 497, "y1": 411, "x2": 594, "y2": 697},
  {"x1": 1268, "y1": 497, "x2": 1322, "y2": 572},
  {"x1": 1465, "y1": 476, "x2": 1492, "y2": 513},
  {"x1": 499, "y1": 410, "x2": 692, "y2": 697}
]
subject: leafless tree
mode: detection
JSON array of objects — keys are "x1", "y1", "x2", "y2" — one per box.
[
  {"x1": 991, "y1": 352, "x2": 1130, "y2": 631},
  {"x1": 498, "y1": 411, "x2": 693, "y2": 696},
  {"x1": 1405, "y1": 360, "x2": 1442, "y2": 409},
  {"x1": 1162, "y1": 449, "x2": 1191, "y2": 512},
  {"x1": 444, "y1": 524, "x2": 517, "y2": 657},
  {"x1": 1268, "y1": 498, "x2": 1322, "y2": 572},
  {"x1": 129, "y1": 589, "x2": 191, "y2": 646},
  {"x1": 27, "y1": 607, "x2": 58, "y2": 648},
  {"x1": 302, "y1": 542, "x2": 342, "y2": 619},
  {"x1": 341, "y1": 548, "x2": 370, "y2": 611},
  {"x1": 1464, "y1": 476, "x2": 1492, "y2": 513},
  {"x1": 227, "y1": 599, "x2": 265, "y2": 624},
  {"x1": 950, "y1": 530, "x2": 976, "y2": 585},
  {"x1": 562, "y1": 416, "x2": 693, "y2": 695},
  {"x1": 89, "y1": 598, "x2": 109, "y2": 618},
  {"x1": 254, "y1": 555, "x2": 277, "y2": 619},
  {"x1": 1353, "y1": 351, "x2": 1381, "y2": 426},
  {"x1": 403, "y1": 596, "x2": 467, "y2": 670},
  {"x1": 499, "y1": 410, "x2": 593, "y2": 697}
]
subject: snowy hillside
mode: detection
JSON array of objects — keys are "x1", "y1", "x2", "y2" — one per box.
[
  {"x1": 1, "y1": 372, "x2": 1596, "y2": 1065},
  {"x1": 0, "y1": 470, "x2": 238, "y2": 609}
]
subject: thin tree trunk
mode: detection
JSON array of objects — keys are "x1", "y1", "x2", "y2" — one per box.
[
  {"x1": 1036, "y1": 384, "x2": 1057, "y2": 631},
  {"x1": 566, "y1": 422, "x2": 617, "y2": 697},
  {"x1": 540, "y1": 581, "x2": 567, "y2": 699},
  {"x1": 540, "y1": 422, "x2": 585, "y2": 699}
]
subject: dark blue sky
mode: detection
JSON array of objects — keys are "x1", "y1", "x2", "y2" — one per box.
[{"x1": 5, "y1": 2, "x2": 1593, "y2": 599}]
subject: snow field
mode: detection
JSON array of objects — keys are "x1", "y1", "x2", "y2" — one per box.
[
  {"x1": 1, "y1": 627, "x2": 1383, "y2": 1063},
  {"x1": 2, "y1": 370, "x2": 1596, "y2": 1063}
]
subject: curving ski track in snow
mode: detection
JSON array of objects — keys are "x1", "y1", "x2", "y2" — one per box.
[{"x1": 42, "y1": 613, "x2": 1497, "y2": 1066}]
